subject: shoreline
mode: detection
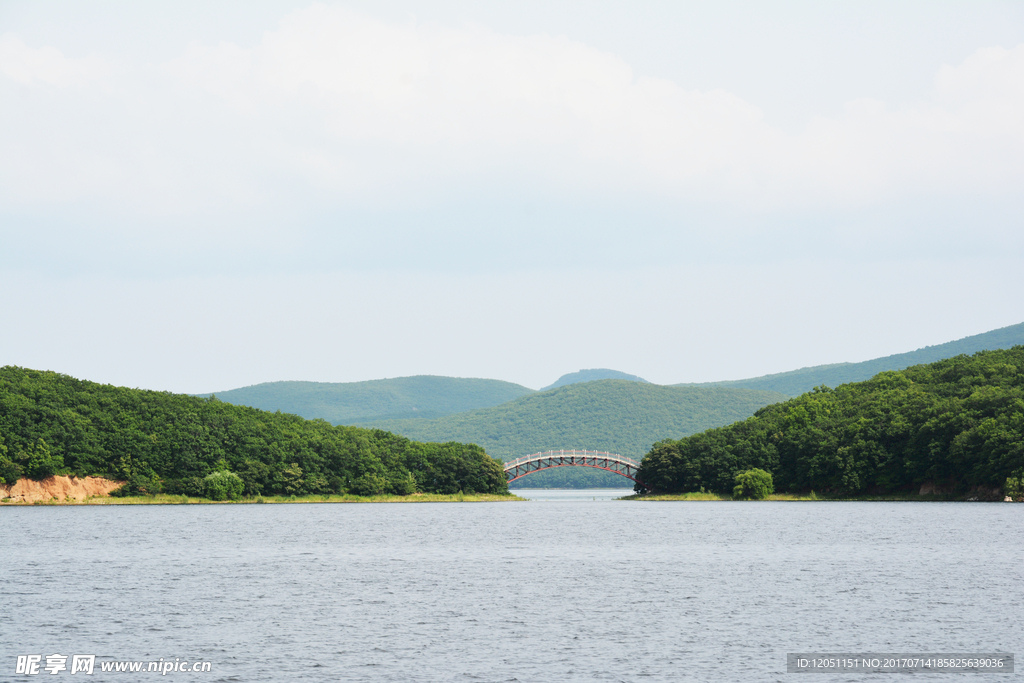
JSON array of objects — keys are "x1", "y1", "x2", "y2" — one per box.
[
  {"x1": 621, "y1": 492, "x2": 1016, "y2": 502},
  {"x1": 3, "y1": 479, "x2": 1014, "y2": 505},
  {"x1": 0, "y1": 475, "x2": 526, "y2": 505},
  {"x1": 1, "y1": 491, "x2": 527, "y2": 505}
]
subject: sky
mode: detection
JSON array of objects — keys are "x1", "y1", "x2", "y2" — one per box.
[{"x1": 2, "y1": 0, "x2": 1023, "y2": 393}]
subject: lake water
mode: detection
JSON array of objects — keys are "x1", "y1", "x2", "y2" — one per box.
[
  {"x1": 513, "y1": 488, "x2": 632, "y2": 501},
  {"x1": 2, "y1": 500, "x2": 1020, "y2": 682}
]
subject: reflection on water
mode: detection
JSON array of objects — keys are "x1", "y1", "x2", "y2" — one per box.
[{"x1": 513, "y1": 487, "x2": 634, "y2": 501}]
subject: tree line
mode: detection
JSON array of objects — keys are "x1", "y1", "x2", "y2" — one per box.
[
  {"x1": 0, "y1": 366, "x2": 508, "y2": 497},
  {"x1": 637, "y1": 348, "x2": 1024, "y2": 497}
]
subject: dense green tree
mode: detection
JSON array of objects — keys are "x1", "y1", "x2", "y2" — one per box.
[
  {"x1": 203, "y1": 470, "x2": 245, "y2": 501},
  {"x1": 732, "y1": 469, "x2": 773, "y2": 500},
  {"x1": 0, "y1": 366, "x2": 509, "y2": 497},
  {"x1": 638, "y1": 348, "x2": 1024, "y2": 497},
  {"x1": 0, "y1": 429, "x2": 21, "y2": 485},
  {"x1": 21, "y1": 439, "x2": 64, "y2": 480},
  {"x1": 351, "y1": 473, "x2": 388, "y2": 496}
]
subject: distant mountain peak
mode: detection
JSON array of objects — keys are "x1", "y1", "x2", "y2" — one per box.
[{"x1": 542, "y1": 369, "x2": 649, "y2": 391}]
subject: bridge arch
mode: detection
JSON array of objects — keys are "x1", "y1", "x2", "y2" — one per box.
[{"x1": 504, "y1": 449, "x2": 646, "y2": 489}]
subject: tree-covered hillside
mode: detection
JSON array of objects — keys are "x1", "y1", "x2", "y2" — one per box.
[
  {"x1": 542, "y1": 368, "x2": 648, "y2": 391},
  {"x1": 201, "y1": 375, "x2": 534, "y2": 424},
  {"x1": 362, "y1": 380, "x2": 788, "y2": 488},
  {"x1": 640, "y1": 348, "x2": 1024, "y2": 497},
  {"x1": 0, "y1": 367, "x2": 508, "y2": 497},
  {"x1": 680, "y1": 321, "x2": 1024, "y2": 396}
]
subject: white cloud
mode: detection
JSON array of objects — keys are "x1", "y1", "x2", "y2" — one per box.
[
  {"x1": 0, "y1": 32, "x2": 109, "y2": 88},
  {"x1": 1, "y1": 5, "x2": 1022, "y2": 220},
  {"x1": 936, "y1": 44, "x2": 1024, "y2": 111}
]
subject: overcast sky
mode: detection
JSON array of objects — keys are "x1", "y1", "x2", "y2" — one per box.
[{"x1": 2, "y1": 0, "x2": 1023, "y2": 393}]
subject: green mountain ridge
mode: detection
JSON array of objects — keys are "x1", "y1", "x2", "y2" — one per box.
[
  {"x1": 203, "y1": 323, "x2": 1024, "y2": 428},
  {"x1": 357, "y1": 380, "x2": 788, "y2": 488},
  {"x1": 201, "y1": 376, "x2": 534, "y2": 424},
  {"x1": 679, "y1": 321, "x2": 1024, "y2": 396}
]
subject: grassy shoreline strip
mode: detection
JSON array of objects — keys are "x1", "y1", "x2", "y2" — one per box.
[
  {"x1": 620, "y1": 492, "x2": 1003, "y2": 502},
  {"x1": 1, "y1": 492, "x2": 527, "y2": 505}
]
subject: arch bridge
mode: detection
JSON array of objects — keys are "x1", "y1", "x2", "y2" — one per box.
[{"x1": 503, "y1": 449, "x2": 647, "y2": 489}]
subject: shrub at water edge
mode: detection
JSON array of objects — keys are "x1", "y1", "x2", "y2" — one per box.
[
  {"x1": 203, "y1": 470, "x2": 245, "y2": 501},
  {"x1": 732, "y1": 468, "x2": 773, "y2": 500}
]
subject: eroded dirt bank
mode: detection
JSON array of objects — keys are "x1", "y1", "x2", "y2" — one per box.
[{"x1": 0, "y1": 476, "x2": 124, "y2": 503}]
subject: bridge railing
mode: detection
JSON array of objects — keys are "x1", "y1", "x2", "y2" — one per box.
[{"x1": 504, "y1": 449, "x2": 641, "y2": 469}]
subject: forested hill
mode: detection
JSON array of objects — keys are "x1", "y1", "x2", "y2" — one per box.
[
  {"x1": 542, "y1": 369, "x2": 648, "y2": 391},
  {"x1": 0, "y1": 366, "x2": 508, "y2": 496},
  {"x1": 640, "y1": 347, "x2": 1024, "y2": 497},
  {"x1": 360, "y1": 380, "x2": 788, "y2": 488},
  {"x1": 200, "y1": 376, "x2": 534, "y2": 424},
  {"x1": 679, "y1": 321, "x2": 1024, "y2": 396}
]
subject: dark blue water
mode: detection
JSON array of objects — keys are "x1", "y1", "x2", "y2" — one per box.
[{"x1": 2, "y1": 501, "x2": 1020, "y2": 681}]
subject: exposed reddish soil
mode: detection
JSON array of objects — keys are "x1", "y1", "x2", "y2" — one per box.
[{"x1": 0, "y1": 476, "x2": 124, "y2": 503}]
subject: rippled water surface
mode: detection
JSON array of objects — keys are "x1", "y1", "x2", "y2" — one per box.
[
  {"x1": 2, "y1": 500, "x2": 1020, "y2": 682},
  {"x1": 512, "y1": 488, "x2": 631, "y2": 501}
]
